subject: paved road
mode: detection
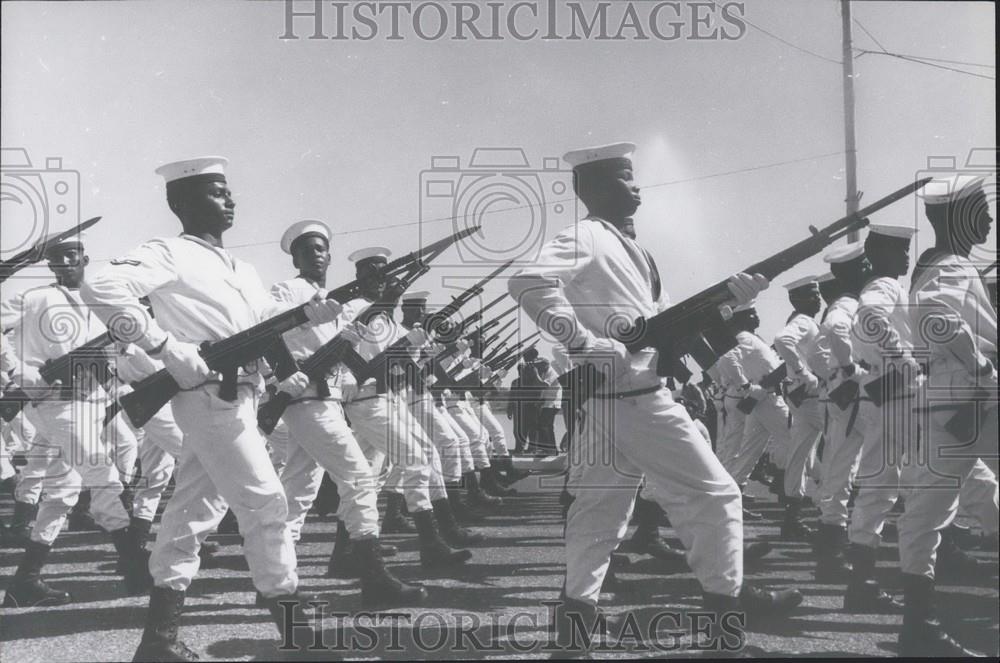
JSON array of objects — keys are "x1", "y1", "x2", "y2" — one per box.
[{"x1": 2, "y1": 470, "x2": 997, "y2": 661}]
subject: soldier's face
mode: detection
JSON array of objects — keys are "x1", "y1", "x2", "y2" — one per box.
[
  {"x1": 964, "y1": 191, "x2": 993, "y2": 244},
  {"x1": 357, "y1": 261, "x2": 387, "y2": 300},
  {"x1": 47, "y1": 246, "x2": 88, "y2": 287},
  {"x1": 608, "y1": 166, "x2": 641, "y2": 217},
  {"x1": 795, "y1": 292, "x2": 822, "y2": 317},
  {"x1": 184, "y1": 180, "x2": 235, "y2": 233},
  {"x1": 402, "y1": 302, "x2": 426, "y2": 326},
  {"x1": 292, "y1": 236, "x2": 331, "y2": 280}
]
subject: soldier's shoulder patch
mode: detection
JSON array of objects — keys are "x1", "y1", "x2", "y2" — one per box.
[{"x1": 109, "y1": 258, "x2": 142, "y2": 266}]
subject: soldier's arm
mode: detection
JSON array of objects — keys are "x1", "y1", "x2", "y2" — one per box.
[
  {"x1": 774, "y1": 316, "x2": 810, "y2": 374},
  {"x1": 80, "y1": 239, "x2": 177, "y2": 352}
]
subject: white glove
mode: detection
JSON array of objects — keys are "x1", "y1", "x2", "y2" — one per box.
[
  {"x1": 479, "y1": 366, "x2": 493, "y2": 381},
  {"x1": 340, "y1": 322, "x2": 366, "y2": 345},
  {"x1": 462, "y1": 357, "x2": 476, "y2": 369},
  {"x1": 278, "y1": 371, "x2": 310, "y2": 398},
  {"x1": 456, "y1": 339, "x2": 470, "y2": 353},
  {"x1": 304, "y1": 294, "x2": 343, "y2": 325},
  {"x1": 795, "y1": 369, "x2": 820, "y2": 392},
  {"x1": 156, "y1": 335, "x2": 211, "y2": 389},
  {"x1": 725, "y1": 272, "x2": 770, "y2": 307},
  {"x1": 495, "y1": 368, "x2": 508, "y2": 380},
  {"x1": 427, "y1": 342, "x2": 446, "y2": 357},
  {"x1": 405, "y1": 328, "x2": 428, "y2": 346}
]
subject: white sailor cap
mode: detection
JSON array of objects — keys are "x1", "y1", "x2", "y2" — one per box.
[
  {"x1": 868, "y1": 223, "x2": 917, "y2": 240},
  {"x1": 563, "y1": 142, "x2": 636, "y2": 170},
  {"x1": 43, "y1": 230, "x2": 87, "y2": 256},
  {"x1": 823, "y1": 242, "x2": 865, "y2": 264},
  {"x1": 154, "y1": 156, "x2": 229, "y2": 185},
  {"x1": 783, "y1": 275, "x2": 821, "y2": 292},
  {"x1": 348, "y1": 247, "x2": 391, "y2": 264},
  {"x1": 401, "y1": 290, "x2": 430, "y2": 304},
  {"x1": 733, "y1": 300, "x2": 757, "y2": 313},
  {"x1": 280, "y1": 219, "x2": 331, "y2": 254},
  {"x1": 920, "y1": 174, "x2": 988, "y2": 206}
]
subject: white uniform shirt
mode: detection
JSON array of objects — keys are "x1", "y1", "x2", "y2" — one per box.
[
  {"x1": 271, "y1": 277, "x2": 360, "y2": 399},
  {"x1": 717, "y1": 331, "x2": 782, "y2": 386},
  {"x1": 82, "y1": 235, "x2": 288, "y2": 351},
  {"x1": 1, "y1": 284, "x2": 107, "y2": 396},
  {"x1": 774, "y1": 313, "x2": 825, "y2": 377},
  {"x1": 910, "y1": 253, "x2": 998, "y2": 388},
  {"x1": 818, "y1": 295, "x2": 859, "y2": 375},
  {"x1": 508, "y1": 218, "x2": 667, "y2": 391},
  {"x1": 852, "y1": 276, "x2": 914, "y2": 376}
]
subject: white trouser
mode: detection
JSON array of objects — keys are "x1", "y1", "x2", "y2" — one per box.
[
  {"x1": 130, "y1": 404, "x2": 184, "y2": 521},
  {"x1": 472, "y1": 400, "x2": 509, "y2": 457},
  {"x1": 785, "y1": 394, "x2": 824, "y2": 499},
  {"x1": 410, "y1": 394, "x2": 464, "y2": 483},
  {"x1": 566, "y1": 388, "x2": 742, "y2": 605},
  {"x1": 817, "y1": 399, "x2": 865, "y2": 526},
  {"x1": 899, "y1": 398, "x2": 998, "y2": 578},
  {"x1": 848, "y1": 394, "x2": 914, "y2": 548},
  {"x1": 24, "y1": 399, "x2": 130, "y2": 544},
  {"x1": 104, "y1": 410, "x2": 140, "y2": 486},
  {"x1": 151, "y1": 385, "x2": 297, "y2": 597},
  {"x1": 343, "y1": 387, "x2": 433, "y2": 513},
  {"x1": 13, "y1": 433, "x2": 59, "y2": 505},
  {"x1": 265, "y1": 420, "x2": 291, "y2": 472},
  {"x1": 384, "y1": 396, "x2": 448, "y2": 502},
  {"x1": 2, "y1": 412, "x2": 37, "y2": 481},
  {"x1": 726, "y1": 393, "x2": 790, "y2": 488},
  {"x1": 437, "y1": 404, "x2": 474, "y2": 475},
  {"x1": 958, "y1": 459, "x2": 999, "y2": 535},
  {"x1": 716, "y1": 394, "x2": 745, "y2": 470},
  {"x1": 282, "y1": 398, "x2": 380, "y2": 539},
  {"x1": 447, "y1": 401, "x2": 491, "y2": 470}
]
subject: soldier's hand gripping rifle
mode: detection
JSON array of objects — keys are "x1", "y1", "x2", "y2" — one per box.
[
  {"x1": 39, "y1": 332, "x2": 115, "y2": 398},
  {"x1": 0, "y1": 217, "x2": 102, "y2": 284},
  {"x1": 613, "y1": 178, "x2": 931, "y2": 383},
  {"x1": 120, "y1": 227, "x2": 478, "y2": 428},
  {"x1": 341, "y1": 261, "x2": 515, "y2": 394}
]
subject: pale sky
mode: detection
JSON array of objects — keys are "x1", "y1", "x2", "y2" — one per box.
[{"x1": 2, "y1": 0, "x2": 995, "y2": 376}]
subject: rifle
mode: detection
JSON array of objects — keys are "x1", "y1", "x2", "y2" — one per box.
[
  {"x1": 39, "y1": 332, "x2": 114, "y2": 394},
  {"x1": 120, "y1": 227, "x2": 477, "y2": 428},
  {"x1": 0, "y1": 217, "x2": 102, "y2": 284},
  {"x1": 490, "y1": 337, "x2": 540, "y2": 372},
  {"x1": 423, "y1": 261, "x2": 513, "y2": 341},
  {"x1": 615, "y1": 179, "x2": 932, "y2": 382},
  {"x1": 760, "y1": 363, "x2": 787, "y2": 392},
  {"x1": 340, "y1": 261, "x2": 516, "y2": 393},
  {"x1": 481, "y1": 329, "x2": 520, "y2": 363},
  {"x1": 477, "y1": 318, "x2": 516, "y2": 352},
  {"x1": 0, "y1": 384, "x2": 31, "y2": 422}
]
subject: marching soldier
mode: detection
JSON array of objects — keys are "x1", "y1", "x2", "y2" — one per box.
[
  {"x1": 508, "y1": 142, "x2": 799, "y2": 655},
  {"x1": 897, "y1": 174, "x2": 996, "y2": 656},
  {"x1": 812, "y1": 246, "x2": 871, "y2": 582},
  {"x1": 269, "y1": 220, "x2": 426, "y2": 605},
  {"x1": 82, "y1": 157, "x2": 338, "y2": 660},
  {"x1": 718, "y1": 304, "x2": 813, "y2": 539},
  {"x1": 773, "y1": 275, "x2": 826, "y2": 512},
  {"x1": 843, "y1": 224, "x2": 919, "y2": 613},
  {"x1": 2, "y1": 232, "x2": 149, "y2": 608},
  {"x1": 339, "y1": 247, "x2": 474, "y2": 569}
]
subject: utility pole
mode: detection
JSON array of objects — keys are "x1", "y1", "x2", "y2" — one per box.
[{"x1": 841, "y1": 0, "x2": 861, "y2": 242}]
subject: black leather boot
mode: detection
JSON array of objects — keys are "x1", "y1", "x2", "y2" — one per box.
[
  {"x1": 117, "y1": 516, "x2": 154, "y2": 574},
  {"x1": 110, "y1": 526, "x2": 153, "y2": 595},
  {"x1": 68, "y1": 490, "x2": 98, "y2": 532},
  {"x1": 381, "y1": 492, "x2": 416, "y2": 534},
  {"x1": 843, "y1": 543, "x2": 902, "y2": 613},
  {"x1": 2, "y1": 539, "x2": 73, "y2": 607},
  {"x1": 325, "y1": 519, "x2": 358, "y2": 579},
  {"x1": 354, "y1": 537, "x2": 428, "y2": 607},
  {"x1": 432, "y1": 498, "x2": 484, "y2": 546},
  {"x1": 412, "y1": 509, "x2": 472, "y2": 570},
  {"x1": 620, "y1": 497, "x2": 686, "y2": 564},
  {"x1": 3, "y1": 500, "x2": 37, "y2": 547},
  {"x1": 702, "y1": 591, "x2": 748, "y2": 656},
  {"x1": 446, "y1": 487, "x2": 485, "y2": 524},
  {"x1": 739, "y1": 582, "x2": 803, "y2": 616},
  {"x1": 779, "y1": 498, "x2": 815, "y2": 540},
  {"x1": 898, "y1": 573, "x2": 984, "y2": 657},
  {"x1": 814, "y1": 523, "x2": 853, "y2": 582},
  {"x1": 465, "y1": 471, "x2": 502, "y2": 508},
  {"x1": 132, "y1": 586, "x2": 200, "y2": 661},
  {"x1": 260, "y1": 592, "x2": 324, "y2": 654},
  {"x1": 479, "y1": 466, "x2": 516, "y2": 496},
  {"x1": 551, "y1": 591, "x2": 608, "y2": 659},
  {"x1": 936, "y1": 530, "x2": 989, "y2": 583}
]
